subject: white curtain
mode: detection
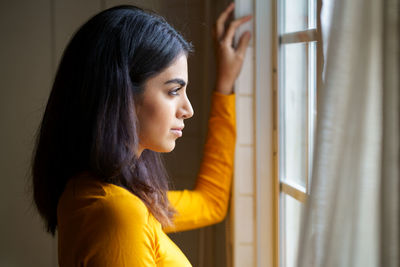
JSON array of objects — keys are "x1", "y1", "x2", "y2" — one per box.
[{"x1": 298, "y1": 0, "x2": 399, "y2": 266}]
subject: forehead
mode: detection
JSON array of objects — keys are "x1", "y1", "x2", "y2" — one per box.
[{"x1": 148, "y1": 54, "x2": 188, "y2": 85}]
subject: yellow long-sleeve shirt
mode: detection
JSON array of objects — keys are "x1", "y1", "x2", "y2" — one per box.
[{"x1": 57, "y1": 92, "x2": 236, "y2": 266}]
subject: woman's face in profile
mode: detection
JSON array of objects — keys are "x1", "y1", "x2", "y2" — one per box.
[{"x1": 135, "y1": 54, "x2": 194, "y2": 156}]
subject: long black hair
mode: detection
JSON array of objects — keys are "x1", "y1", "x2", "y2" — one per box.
[{"x1": 32, "y1": 5, "x2": 193, "y2": 235}]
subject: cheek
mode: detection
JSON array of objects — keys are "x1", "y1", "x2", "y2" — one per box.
[{"x1": 139, "y1": 101, "x2": 172, "y2": 133}]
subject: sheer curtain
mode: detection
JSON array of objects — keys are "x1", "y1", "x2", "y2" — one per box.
[{"x1": 298, "y1": 0, "x2": 399, "y2": 266}]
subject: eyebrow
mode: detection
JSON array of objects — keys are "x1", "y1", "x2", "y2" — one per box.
[{"x1": 164, "y1": 78, "x2": 187, "y2": 87}]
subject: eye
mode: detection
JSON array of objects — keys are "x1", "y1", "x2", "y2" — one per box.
[{"x1": 168, "y1": 87, "x2": 182, "y2": 96}]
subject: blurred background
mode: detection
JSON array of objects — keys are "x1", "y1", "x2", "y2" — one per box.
[{"x1": 0, "y1": 0, "x2": 231, "y2": 266}]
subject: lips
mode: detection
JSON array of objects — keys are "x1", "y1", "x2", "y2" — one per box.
[
  {"x1": 171, "y1": 126, "x2": 184, "y2": 137},
  {"x1": 171, "y1": 127, "x2": 184, "y2": 131}
]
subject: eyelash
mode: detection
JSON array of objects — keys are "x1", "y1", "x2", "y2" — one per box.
[{"x1": 169, "y1": 87, "x2": 182, "y2": 96}]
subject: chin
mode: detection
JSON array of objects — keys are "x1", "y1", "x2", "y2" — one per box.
[
  {"x1": 164, "y1": 144, "x2": 176, "y2": 153},
  {"x1": 152, "y1": 143, "x2": 176, "y2": 153}
]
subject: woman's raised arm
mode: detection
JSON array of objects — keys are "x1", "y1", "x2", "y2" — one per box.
[{"x1": 165, "y1": 3, "x2": 252, "y2": 233}]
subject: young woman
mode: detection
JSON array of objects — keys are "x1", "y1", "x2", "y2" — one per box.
[{"x1": 32, "y1": 3, "x2": 251, "y2": 266}]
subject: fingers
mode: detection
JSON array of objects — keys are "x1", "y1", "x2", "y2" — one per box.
[
  {"x1": 222, "y1": 15, "x2": 252, "y2": 46},
  {"x1": 236, "y1": 31, "x2": 251, "y2": 58},
  {"x1": 214, "y1": 2, "x2": 235, "y2": 40},
  {"x1": 214, "y1": 2, "x2": 253, "y2": 56}
]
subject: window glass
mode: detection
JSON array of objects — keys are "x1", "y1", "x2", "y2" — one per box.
[
  {"x1": 279, "y1": 42, "x2": 308, "y2": 189},
  {"x1": 281, "y1": 193, "x2": 304, "y2": 267},
  {"x1": 283, "y1": 0, "x2": 309, "y2": 33}
]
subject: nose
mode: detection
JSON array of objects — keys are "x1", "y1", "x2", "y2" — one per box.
[{"x1": 179, "y1": 94, "x2": 194, "y2": 119}]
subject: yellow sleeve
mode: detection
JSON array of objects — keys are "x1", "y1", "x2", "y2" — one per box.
[
  {"x1": 58, "y1": 190, "x2": 158, "y2": 266},
  {"x1": 164, "y1": 92, "x2": 236, "y2": 233}
]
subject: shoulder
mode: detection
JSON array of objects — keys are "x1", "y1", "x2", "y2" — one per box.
[
  {"x1": 58, "y1": 174, "x2": 152, "y2": 229},
  {"x1": 98, "y1": 183, "x2": 151, "y2": 227},
  {"x1": 57, "y1": 175, "x2": 159, "y2": 265}
]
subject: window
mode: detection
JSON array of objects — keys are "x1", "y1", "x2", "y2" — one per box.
[
  {"x1": 276, "y1": 0, "x2": 320, "y2": 266},
  {"x1": 232, "y1": 0, "x2": 322, "y2": 265}
]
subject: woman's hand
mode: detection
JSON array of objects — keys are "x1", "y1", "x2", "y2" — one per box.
[{"x1": 213, "y1": 2, "x2": 252, "y2": 95}]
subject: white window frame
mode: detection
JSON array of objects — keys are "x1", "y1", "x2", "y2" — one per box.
[
  {"x1": 254, "y1": 0, "x2": 278, "y2": 266},
  {"x1": 231, "y1": 0, "x2": 277, "y2": 266}
]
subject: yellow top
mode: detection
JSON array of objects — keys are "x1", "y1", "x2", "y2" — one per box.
[{"x1": 57, "y1": 92, "x2": 236, "y2": 266}]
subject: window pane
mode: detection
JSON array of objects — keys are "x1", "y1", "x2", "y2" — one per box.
[
  {"x1": 280, "y1": 193, "x2": 304, "y2": 267},
  {"x1": 279, "y1": 43, "x2": 308, "y2": 189},
  {"x1": 283, "y1": 0, "x2": 308, "y2": 33}
]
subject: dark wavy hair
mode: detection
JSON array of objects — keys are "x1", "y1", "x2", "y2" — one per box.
[{"x1": 31, "y1": 5, "x2": 193, "y2": 235}]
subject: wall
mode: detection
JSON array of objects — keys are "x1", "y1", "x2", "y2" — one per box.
[
  {"x1": 0, "y1": 0, "x2": 228, "y2": 266},
  {"x1": 0, "y1": 1, "x2": 54, "y2": 266}
]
